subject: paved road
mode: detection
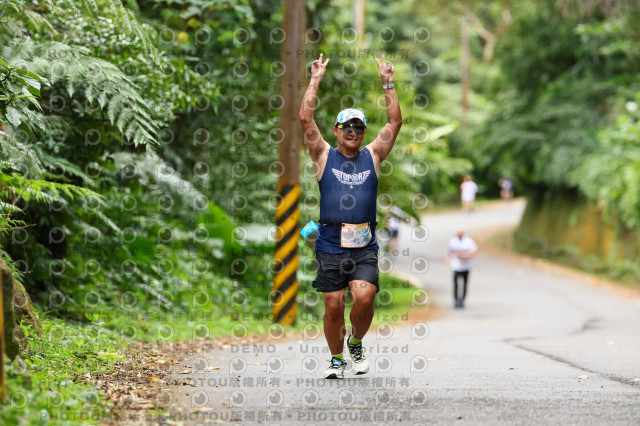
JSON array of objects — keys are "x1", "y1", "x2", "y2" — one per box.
[{"x1": 167, "y1": 200, "x2": 640, "y2": 425}]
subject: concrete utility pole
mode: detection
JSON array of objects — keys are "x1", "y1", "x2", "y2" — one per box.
[{"x1": 273, "y1": 0, "x2": 305, "y2": 325}]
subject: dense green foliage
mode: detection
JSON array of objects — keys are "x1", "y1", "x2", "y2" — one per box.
[
  {"x1": 0, "y1": 0, "x2": 280, "y2": 332},
  {"x1": 469, "y1": 0, "x2": 640, "y2": 226},
  {"x1": 0, "y1": 0, "x2": 471, "y2": 336}
]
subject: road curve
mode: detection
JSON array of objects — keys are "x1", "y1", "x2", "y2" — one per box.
[{"x1": 166, "y1": 199, "x2": 640, "y2": 425}]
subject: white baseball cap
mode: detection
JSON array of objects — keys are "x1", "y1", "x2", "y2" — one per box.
[{"x1": 335, "y1": 108, "x2": 367, "y2": 127}]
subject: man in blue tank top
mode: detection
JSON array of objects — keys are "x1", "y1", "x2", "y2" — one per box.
[{"x1": 299, "y1": 53, "x2": 402, "y2": 379}]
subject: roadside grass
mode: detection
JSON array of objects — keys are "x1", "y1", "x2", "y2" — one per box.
[
  {"x1": 1, "y1": 273, "x2": 423, "y2": 424},
  {"x1": 1, "y1": 311, "x2": 276, "y2": 425},
  {"x1": 490, "y1": 228, "x2": 515, "y2": 253},
  {"x1": 1, "y1": 316, "x2": 122, "y2": 425},
  {"x1": 101, "y1": 273, "x2": 423, "y2": 343},
  {"x1": 106, "y1": 308, "x2": 274, "y2": 343},
  {"x1": 373, "y1": 274, "x2": 423, "y2": 324}
]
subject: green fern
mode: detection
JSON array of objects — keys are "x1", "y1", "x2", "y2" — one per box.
[
  {"x1": 33, "y1": 146, "x2": 96, "y2": 187},
  {"x1": 0, "y1": 216, "x2": 28, "y2": 237},
  {"x1": 5, "y1": 40, "x2": 161, "y2": 147},
  {"x1": 0, "y1": 138, "x2": 46, "y2": 178},
  {"x1": 2, "y1": 0, "x2": 160, "y2": 146},
  {"x1": 0, "y1": 200, "x2": 23, "y2": 215},
  {"x1": 0, "y1": 173, "x2": 103, "y2": 205},
  {"x1": 91, "y1": 209, "x2": 121, "y2": 233}
]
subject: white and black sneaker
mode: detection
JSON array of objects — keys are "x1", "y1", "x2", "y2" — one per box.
[
  {"x1": 324, "y1": 357, "x2": 347, "y2": 379},
  {"x1": 347, "y1": 335, "x2": 369, "y2": 375}
]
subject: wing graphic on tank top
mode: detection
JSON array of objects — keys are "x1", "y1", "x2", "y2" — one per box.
[{"x1": 332, "y1": 168, "x2": 371, "y2": 186}]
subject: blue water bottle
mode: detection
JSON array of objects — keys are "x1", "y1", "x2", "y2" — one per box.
[{"x1": 300, "y1": 220, "x2": 319, "y2": 238}]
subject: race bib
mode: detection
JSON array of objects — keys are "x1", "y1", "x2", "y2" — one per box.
[{"x1": 341, "y1": 222, "x2": 372, "y2": 248}]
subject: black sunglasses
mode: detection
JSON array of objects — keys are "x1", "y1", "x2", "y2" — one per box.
[{"x1": 337, "y1": 123, "x2": 366, "y2": 135}]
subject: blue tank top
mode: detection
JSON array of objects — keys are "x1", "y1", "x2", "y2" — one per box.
[{"x1": 315, "y1": 147, "x2": 379, "y2": 254}]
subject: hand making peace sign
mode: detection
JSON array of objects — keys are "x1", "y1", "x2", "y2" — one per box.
[
  {"x1": 374, "y1": 55, "x2": 394, "y2": 86},
  {"x1": 311, "y1": 53, "x2": 330, "y2": 80}
]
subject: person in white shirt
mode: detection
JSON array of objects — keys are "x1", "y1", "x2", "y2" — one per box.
[
  {"x1": 460, "y1": 175, "x2": 478, "y2": 212},
  {"x1": 385, "y1": 203, "x2": 408, "y2": 253},
  {"x1": 445, "y1": 229, "x2": 478, "y2": 308}
]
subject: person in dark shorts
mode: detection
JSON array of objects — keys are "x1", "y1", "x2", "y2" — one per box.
[{"x1": 299, "y1": 54, "x2": 402, "y2": 379}]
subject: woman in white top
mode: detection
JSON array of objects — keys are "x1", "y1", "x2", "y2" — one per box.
[{"x1": 460, "y1": 175, "x2": 478, "y2": 212}]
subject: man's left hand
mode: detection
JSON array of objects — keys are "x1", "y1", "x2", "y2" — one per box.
[{"x1": 374, "y1": 55, "x2": 394, "y2": 86}]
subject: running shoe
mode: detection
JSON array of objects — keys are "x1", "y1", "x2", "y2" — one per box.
[
  {"x1": 347, "y1": 335, "x2": 369, "y2": 375},
  {"x1": 324, "y1": 357, "x2": 347, "y2": 379}
]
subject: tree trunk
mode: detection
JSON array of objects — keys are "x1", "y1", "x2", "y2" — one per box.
[
  {"x1": 468, "y1": 8, "x2": 512, "y2": 62},
  {"x1": 354, "y1": 0, "x2": 367, "y2": 47},
  {"x1": 461, "y1": 12, "x2": 471, "y2": 127},
  {"x1": 1, "y1": 259, "x2": 42, "y2": 360}
]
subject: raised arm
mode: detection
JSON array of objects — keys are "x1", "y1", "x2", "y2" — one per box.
[
  {"x1": 299, "y1": 54, "x2": 331, "y2": 165},
  {"x1": 367, "y1": 55, "x2": 402, "y2": 166}
]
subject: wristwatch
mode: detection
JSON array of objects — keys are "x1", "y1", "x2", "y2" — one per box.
[{"x1": 382, "y1": 83, "x2": 394, "y2": 90}]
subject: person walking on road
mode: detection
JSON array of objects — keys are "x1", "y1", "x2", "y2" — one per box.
[
  {"x1": 299, "y1": 54, "x2": 402, "y2": 379},
  {"x1": 460, "y1": 175, "x2": 478, "y2": 212},
  {"x1": 385, "y1": 202, "x2": 408, "y2": 254},
  {"x1": 445, "y1": 229, "x2": 478, "y2": 309},
  {"x1": 499, "y1": 176, "x2": 514, "y2": 200}
]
